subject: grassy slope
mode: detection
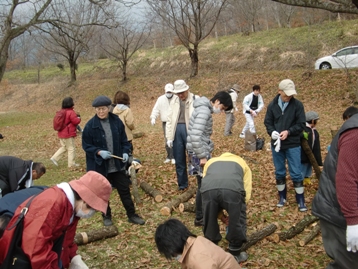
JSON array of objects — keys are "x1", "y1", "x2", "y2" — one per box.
[{"x1": 1, "y1": 19, "x2": 358, "y2": 268}]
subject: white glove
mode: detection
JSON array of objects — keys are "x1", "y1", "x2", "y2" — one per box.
[
  {"x1": 167, "y1": 140, "x2": 173, "y2": 148},
  {"x1": 252, "y1": 111, "x2": 257, "y2": 117},
  {"x1": 271, "y1": 131, "x2": 280, "y2": 140},
  {"x1": 69, "y1": 255, "x2": 89, "y2": 269},
  {"x1": 151, "y1": 118, "x2": 155, "y2": 126},
  {"x1": 347, "y1": 225, "x2": 358, "y2": 252},
  {"x1": 235, "y1": 108, "x2": 238, "y2": 112}
]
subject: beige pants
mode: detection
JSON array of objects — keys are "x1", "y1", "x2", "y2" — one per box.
[{"x1": 51, "y1": 137, "x2": 76, "y2": 167}]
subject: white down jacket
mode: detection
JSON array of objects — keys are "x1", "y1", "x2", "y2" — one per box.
[{"x1": 186, "y1": 97, "x2": 214, "y2": 159}]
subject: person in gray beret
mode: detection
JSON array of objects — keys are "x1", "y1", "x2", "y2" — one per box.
[{"x1": 82, "y1": 95, "x2": 145, "y2": 226}]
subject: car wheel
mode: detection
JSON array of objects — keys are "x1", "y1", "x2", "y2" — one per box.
[{"x1": 320, "y1": 62, "x2": 332, "y2": 69}]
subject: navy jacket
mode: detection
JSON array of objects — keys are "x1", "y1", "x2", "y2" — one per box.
[
  {"x1": 0, "y1": 156, "x2": 34, "y2": 195},
  {"x1": 0, "y1": 186, "x2": 47, "y2": 216},
  {"x1": 82, "y1": 113, "x2": 130, "y2": 176},
  {"x1": 264, "y1": 94, "x2": 305, "y2": 150}
]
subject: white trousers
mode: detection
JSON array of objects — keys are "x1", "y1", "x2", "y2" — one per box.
[{"x1": 241, "y1": 113, "x2": 256, "y2": 134}]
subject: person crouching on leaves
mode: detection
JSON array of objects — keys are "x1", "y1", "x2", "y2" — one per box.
[
  {"x1": 155, "y1": 218, "x2": 241, "y2": 269},
  {"x1": 0, "y1": 171, "x2": 112, "y2": 269},
  {"x1": 82, "y1": 95, "x2": 145, "y2": 226}
]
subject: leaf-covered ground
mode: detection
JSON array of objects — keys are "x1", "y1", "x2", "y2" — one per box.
[{"x1": 0, "y1": 68, "x2": 356, "y2": 268}]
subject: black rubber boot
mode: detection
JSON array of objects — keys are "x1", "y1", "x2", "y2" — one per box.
[
  {"x1": 276, "y1": 178, "x2": 286, "y2": 207},
  {"x1": 294, "y1": 181, "x2": 307, "y2": 212}
]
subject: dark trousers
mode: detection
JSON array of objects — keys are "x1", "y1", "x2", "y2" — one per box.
[
  {"x1": 162, "y1": 122, "x2": 174, "y2": 159},
  {"x1": 320, "y1": 219, "x2": 358, "y2": 269},
  {"x1": 195, "y1": 175, "x2": 203, "y2": 220},
  {"x1": 173, "y1": 123, "x2": 188, "y2": 189},
  {"x1": 202, "y1": 189, "x2": 247, "y2": 251},
  {"x1": 104, "y1": 171, "x2": 136, "y2": 218}
]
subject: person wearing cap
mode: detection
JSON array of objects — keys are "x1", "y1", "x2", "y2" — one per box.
[
  {"x1": 0, "y1": 156, "x2": 46, "y2": 198},
  {"x1": 264, "y1": 79, "x2": 306, "y2": 211},
  {"x1": 166, "y1": 79, "x2": 197, "y2": 190},
  {"x1": 82, "y1": 95, "x2": 145, "y2": 226},
  {"x1": 0, "y1": 171, "x2": 112, "y2": 269},
  {"x1": 312, "y1": 110, "x2": 358, "y2": 269},
  {"x1": 150, "y1": 83, "x2": 176, "y2": 164},
  {"x1": 301, "y1": 111, "x2": 322, "y2": 186},
  {"x1": 239, "y1": 85, "x2": 264, "y2": 139},
  {"x1": 224, "y1": 84, "x2": 240, "y2": 136}
]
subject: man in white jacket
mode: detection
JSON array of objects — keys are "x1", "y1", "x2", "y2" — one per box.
[
  {"x1": 166, "y1": 80, "x2": 196, "y2": 190},
  {"x1": 240, "y1": 85, "x2": 264, "y2": 138},
  {"x1": 150, "y1": 84, "x2": 175, "y2": 164}
]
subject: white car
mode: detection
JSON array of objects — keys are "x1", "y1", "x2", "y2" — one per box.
[{"x1": 315, "y1": 46, "x2": 358, "y2": 70}]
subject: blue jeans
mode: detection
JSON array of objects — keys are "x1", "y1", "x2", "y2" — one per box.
[
  {"x1": 271, "y1": 146, "x2": 303, "y2": 183},
  {"x1": 301, "y1": 163, "x2": 312, "y2": 178},
  {"x1": 173, "y1": 123, "x2": 188, "y2": 189}
]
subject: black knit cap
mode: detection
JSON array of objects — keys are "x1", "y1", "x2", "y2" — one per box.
[{"x1": 92, "y1": 95, "x2": 111, "y2": 107}]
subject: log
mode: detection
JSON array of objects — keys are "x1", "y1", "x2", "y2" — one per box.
[
  {"x1": 160, "y1": 187, "x2": 196, "y2": 216},
  {"x1": 74, "y1": 225, "x2": 119, "y2": 246},
  {"x1": 179, "y1": 202, "x2": 196, "y2": 213},
  {"x1": 129, "y1": 166, "x2": 142, "y2": 205},
  {"x1": 273, "y1": 215, "x2": 319, "y2": 242},
  {"x1": 239, "y1": 223, "x2": 277, "y2": 252},
  {"x1": 140, "y1": 181, "x2": 163, "y2": 202},
  {"x1": 133, "y1": 132, "x2": 144, "y2": 139},
  {"x1": 301, "y1": 139, "x2": 321, "y2": 180},
  {"x1": 299, "y1": 221, "x2": 320, "y2": 247}
]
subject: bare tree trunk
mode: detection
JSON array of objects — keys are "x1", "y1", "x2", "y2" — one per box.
[
  {"x1": 189, "y1": 45, "x2": 199, "y2": 77},
  {"x1": 0, "y1": 39, "x2": 11, "y2": 83},
  {"x1": 69, "y1": 59, "x2": 77, "y2": 83},
  {"x1": 122, "y1": 61, "x2": 127, "y2": 81}
]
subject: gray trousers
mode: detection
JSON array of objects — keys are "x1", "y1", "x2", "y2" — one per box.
[
  {"x1": 320, "y1": 219, "x2": 358, "y2": 269},
  {"x1": 224, "y1": 112, "x2": 235, "y2": 135},
  {"x1": 162, "y1": 122, "x2": 174, "y2": 159}
]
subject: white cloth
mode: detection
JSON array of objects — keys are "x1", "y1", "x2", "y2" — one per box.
[
  {"x1": 151, "y1": 118, "x2": 155, "y2": 126},
  {"x1": 347, "y1": 225, "x2": 358, "y2": 252},
  {"x1": 271, "y1": 131, "x2": 281, "y2": 152},
  {"x1": 241, "y1": 113, "x2": 256, "y2": 134},
  {"x1": 167, "y1": 140, "x2": 173, "y2": 148},
  {"x1": 69, "y1": 255, "x2": 89, "y2": 269},
  {"x1": 57, "y1": 182, "x2": 75, "y2": 224},
  {"x1": 150, "y1": 94, "x2": 173, "y2": 122}
]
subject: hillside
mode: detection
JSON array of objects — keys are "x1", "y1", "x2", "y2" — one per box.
[{"x1": 0, "y1": 19, "x2": 357, "y2": 269}]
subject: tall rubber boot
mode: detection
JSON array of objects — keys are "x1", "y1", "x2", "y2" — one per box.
[
  {"x1": 294, "y1": 181, "x2": 307, "y2": 212},
  {"x1": 276, "y1": 179, "x2": 286, "y2": 207}
]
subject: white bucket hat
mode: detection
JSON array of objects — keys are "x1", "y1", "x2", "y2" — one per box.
[{"x1": 173, "y1": 80, "x2": 189, "y2": 93}]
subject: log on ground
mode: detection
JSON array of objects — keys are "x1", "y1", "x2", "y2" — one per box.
[
  {"x1": 160, "y1": 187, "x2": 196, "y2": 216},
  {"x1": 74, "y1": 225, "x2": 119, "y2": 246},
  {"x1": 299, "y1": 221, "x2": 320, "y2": 246},
  {"x1": 140, "y1": 180, "x2": 163, "y2": 202},
  {"x1": 239, "y1": 223, "x2": 277, "y2": 252},
  {"x1": 129, "y1": 166, "x2": 142, "y2": 205},
  {"x1": 273, "y1": 215, "x2": 319, "y2": 242},
  {"x1": 179, "y1": 201, "x2": 196, "y2": 213},
  {"x1": 133, "y1": 132, "x2": 144, "y2": 139}
]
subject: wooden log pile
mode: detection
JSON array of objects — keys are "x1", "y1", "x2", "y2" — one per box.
[{"x1": 160, "y1": 187, "x2": 196, "y2": 216}]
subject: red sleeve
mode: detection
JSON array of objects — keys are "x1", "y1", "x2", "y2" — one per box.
[
  {"x1": 68, "y1": 109, "x2": 81, "y2": 126},
  {"x1": 336, "y1": 128, "x2": 358, "y2": 225}
]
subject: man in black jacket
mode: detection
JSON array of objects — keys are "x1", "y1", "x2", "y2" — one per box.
[
  {"x1": 0, "y1": 156, "x2": 46, "y2": 198},
  {"x1": 264, "y1": 79, "x2": 306, "y2": 211}
]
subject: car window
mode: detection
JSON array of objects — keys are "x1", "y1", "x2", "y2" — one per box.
[{"x1": 336, "y1": 48, "x2": 353, "y2": 56}]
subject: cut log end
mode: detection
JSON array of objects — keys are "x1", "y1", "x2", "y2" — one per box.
[
  {"x1": 154, "y1": 195, "x2": 163, "y2": 203},
  {"x1": 160, "y1": 206, "x2": 171, "y2": 216}
]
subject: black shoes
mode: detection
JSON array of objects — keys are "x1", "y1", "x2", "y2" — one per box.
[
  {"x1": 103, "y1": 216, "x2": 113, "y2": 226},
  {"x1": 128, "y1": 214, "x2": 145, "y2": 225},
  {"x1": 194, "y1": 218, "x2": 203, "y2": 227}
]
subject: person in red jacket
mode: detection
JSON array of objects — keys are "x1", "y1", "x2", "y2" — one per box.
[
  {"x1": 51, "y1": 97, "x2": 81, "y2": 168},
  {"x1": 0, "y1": 171, "x2": 112, "y2": 269}
]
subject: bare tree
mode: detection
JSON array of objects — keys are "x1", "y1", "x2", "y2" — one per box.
[
  {"x1": 35, "y1": 0, "x2": 114, "y2": 83},
  {"x1": 147, "y1": 0, "x2": 228, "y2": 77},
  {"x1": 101, "y1": 20, "x2": 151, "y2": 81},
  {"x1": 268, "y1": 0, "x2": 358, "y2": 14}
]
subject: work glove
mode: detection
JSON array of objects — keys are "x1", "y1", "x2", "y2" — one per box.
[
  {"x1": 271, "y1": 131, "x2": 280, "y2": 140},
  {"x1": 151, "y1": 118, "x2": 156, "y2": 126},
  {"x1": 252, "y1": 111, "x2": 257, "y2": 117},
  {"x1": 99, "y1": 150, "x2": 112, "y2": 160},
  {"x1": 303, "y1": 131, "x2": 309, "y2": 140},
  {"x1": 347, "y1": 225, "x2": 358, "y2": 252},
  {"x1": 122, "y1": 153, "x2": 129, "y2": 162},
  {"x1": 235, "y1": 108, "x2": 238, "y2": 112},
  {"x1": 69, "y1": 255, "x2": 89, "y2": 269},
  {"x1": 167, "y1": 140, "x2": 173, "y2": 148}
]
